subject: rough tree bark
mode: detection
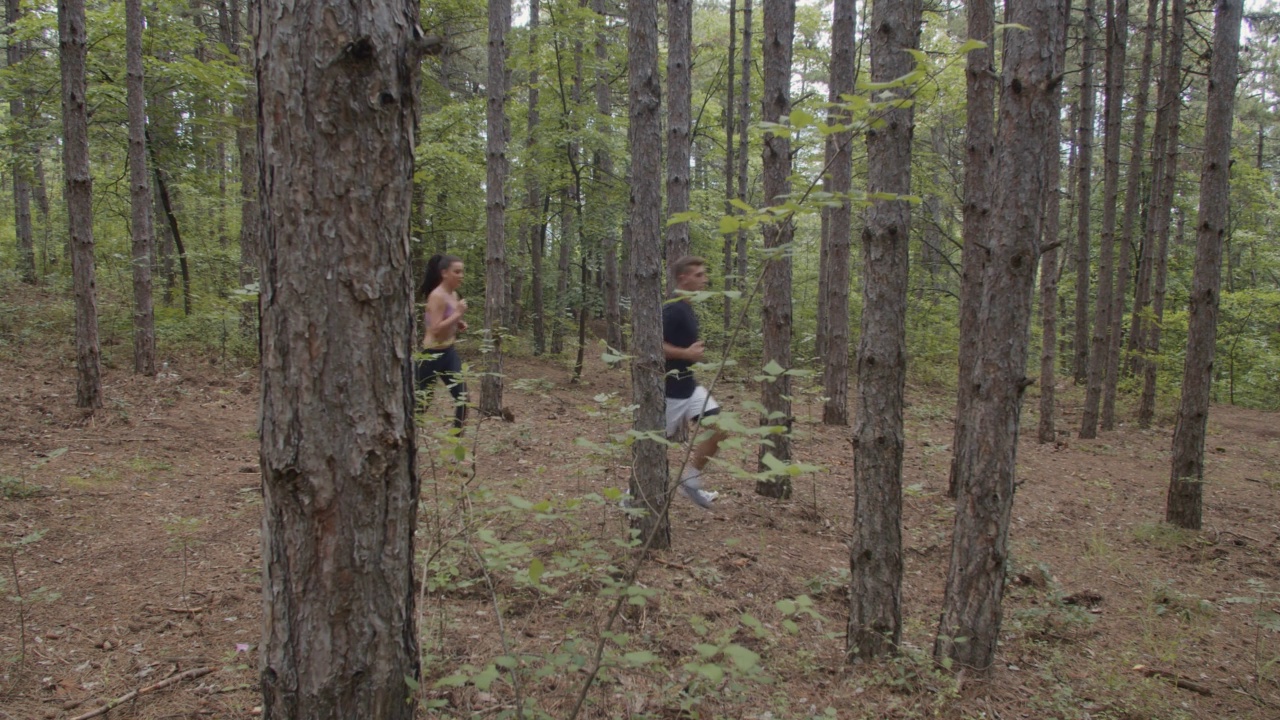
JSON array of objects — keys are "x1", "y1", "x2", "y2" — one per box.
[
  {"x1": 254, "y1": 0, "x2": 423, "y2": 715},
  {"x1": 1073, "y1": 0, "x2": 1097, "y2": 386},
  {"x1": 756, "y1": 0, "x2": 795, "y2": 495},
  {"x1": 126, "y1": 0, "x2": 157, "y2": 376},
  {"x1": 1167, "y1": 0, "x2": 1241, "y2": 530},
  {"x1": 847, "y1": 0, "x2": 920, "y2": 662},
  {"x1": 235, "y1": 0, "x2": 260, "y2": 337},
  {"x1": 627, "y1": 0, "x2": 671, "y2": 549},
  {"x1": 1080, "y1": 0, "x2": 1128, "y2": 439},
  {"x1": 948, "y1": 0, "x2": 995, "y2": 498},
  {"x1": 58, "y1": 0, "x2": 103, "y2": 409},
  {"x1": 1039, "y1": 0, "x2": 1071, "y2": 444},
  {"x1": 819, "y1": 0, "x2": 856, "y2": 427},
  {"x1": 935, "y1": 0, "x2": 1064, "y2": 671},
  {"x1": 724, "y1": 0, "x2": 737, "y2": 334},
  {"x1": 481, "y1": 0, "x2": 511, "y2": 417},
  {"x1": 666, "y1": 0, "x2": 692, "y2": 291},
  {"x1": 736, "y1": 0, "x2": 752, "y2": 300}
]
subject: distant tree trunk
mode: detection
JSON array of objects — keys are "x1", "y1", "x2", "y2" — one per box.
[
  {"x1": 847, "y1": 0, "x2": 920, "y2": 662},
  {"x1": 1038, "y1": 145, "x2": 1063, "y2": 444},
  {"x1": 150, "y1": 157, "x2": 193, "y2": 316},
  {"x1": 527, "y1": 0, "x2": 546, "y2": 355},
  {"x1": 481, "y1": 0, "x2": 511, "y2": 417},
  {"x1": 1137, "y1": 0, "x2": 1185, "y2": 428},
  {"x1": 1105, "y1": 0, "x2": 1157, "y2": 426},
  {"x1": 1168, "y1": 0, "x2": 1241, "y2": 530},
  {"x1": 819, "y1": 0, "x2": 855, "y2": 427},
  {"x1": 59, "y1": 0, "x2": 103, "y2": 409},
  {"x1": 1039, "y1": 0, "x2": 1070, "y2": 444},
  {"x1": 948, "y1": 0, "x2": 995, "y2": 498},
  {"x1": 935, "y1": 0, "x2": 1064, "y2": 671},
  {"x1": 627, "y1": 0, "x2": 670, "y2": 550},
  {"x1": 126, "y1": 0, "x2": 156, "y2": 376},
  {"x1": 736, "y1": 0, "x2": 752, "y2": 299},
  {"x1": 235, "y1": 0, "x2": 259, "y2": 336},
  {"x1": 756, "y1": 0, "x2": 795, "y2": 495},
  {"x1": 665, "y1": 0, "x2": 692, "y2": 290},
  {"x1": 7, "y1": 0, "x2": 35, "y2": 284},
  {"x1": 1073, "y1": 0, "x2": 1097, "y2": 385},
  {"x1": 595, "y1": 0, "x2": 623, "y2": 352},
  {"x1": 553, "y1": 194, "x2": 572, "y2": 354},
  {"x1": 1080, "y1": 0, "x2": 1127, "y2": 438},
  {"x1": 254, "y1": 0, "x2": 423, "y2": 713},
  {"x1": 723, "y1": 0, "x2": 737, "y2": 334}
]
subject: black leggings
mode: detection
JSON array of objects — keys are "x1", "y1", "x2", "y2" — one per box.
[{"x1": 414, "y1": 347, "x2": 468, "y2": 428}]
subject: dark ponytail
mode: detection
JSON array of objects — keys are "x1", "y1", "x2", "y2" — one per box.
[{"x1": 420, "y1": 254, "x2": 462, "y2": 297}]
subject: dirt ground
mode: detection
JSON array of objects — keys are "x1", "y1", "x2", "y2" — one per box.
[{"x1": 1, "y1": 329, "x2": 1278, "y2": 719}]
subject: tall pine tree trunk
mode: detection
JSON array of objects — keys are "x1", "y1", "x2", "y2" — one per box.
[
  {"x1": 7, "y1": 0, "x2": 35, "y2": 284},
  {"x1": 627, "y1": 0, "x2": 670, "y2": 549},
  {"x1": 1168, "y1": 0, "x2": 1241, "y2": 530},
  {"x1": 847, "y1": 0, "x2": 920, "y2": 661},
  {"x1": 666, "y1": 0, "x2": 692, "y2": 289},
  {"x1": 736, "y1": 0, "x2": 752, "y2": 299},
  {"x1": 723, "y1": 0, "x2": 737, "y2": 335},
  {"x1": 126, "y1": 0, "x2": 157, "y2": 375},
  {"x1": 756, "y1": 0, "x2": 795, "y2": 494},
  {"x1": 1038, "y1": 0, "x2": 1070, "y2": 444},
  {"x1": 1137, "y1": 0, "x2": 1185, "y2": 428},
  {"x1": 1073, "y1": 0, "x2": 1097, "y2": 385},
  {"x1": 819, "y1": 0, "x2": 855, "y2": 427},
  {"x1": 481, "y1": 0, "x2": 511, "y2": 417},
  {"x1": 1081, "y1": 0, "x2": 1127, "y2": 438},
  {"x1": 527, "y1": 0, "x2": 546, "y2": 355},
  {"x1": 59, "y1": 0, "x2": 103, "y2": 409},
  {"x1": 1105, "y1": 0, "x2": 1157, "y2": 427},
  {"x1": 935, "y1": 0, "x2": 1064, "y2": 671},
  {"x1": 235, "y1": 0, "x2": 260, "y2": 336},
  {"x1": 595, "y1": 0, "x2": 623, "y2": 352},
  {"x1": 948, "y1": 0, "x2": 995, "y2": 498},
  {"x1": 254, "y1": 0, "x2": 423, "y2": 714}
]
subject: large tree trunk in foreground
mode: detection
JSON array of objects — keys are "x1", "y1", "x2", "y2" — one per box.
[
  {"x1": 1080, "y1": 0, "x2": 1128, "y2": 439},
  {"x1": 756, "y1": 0, "x2": 795, "y2": 496},
  {"x1": 948, "y1": 0, "x2": 995, "y2": 498},
  {"x1": 935, "y1": 0, "x2": 1064, "y2": 671},
  {"x1": 1167, "y1": 0, "x2": 1241, "y2": 530},
  {"x1": 59, "y1": 0, "x2": 103, "y2": 409},
  {"x1": 481, "y1": 0, "x2": 511, "y2": 417},
  {"x1": 126, "y1": 0, "x2": 157, "y2": 376},
  {"x1": 254, "y1": 0, "x2": 422, "y2": 715},
  {"x1": 819, "y1": 0, "x2": 856, "y2": 427},
  {"x1": 627, "y1": 0, "x2": 670, "y2": 550},
  {"x1": 847, "y1": 0, "x2": 920, "y2": 662}
]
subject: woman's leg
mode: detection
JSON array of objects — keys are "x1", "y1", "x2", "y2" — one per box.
[{"x1": 439, "y1": 348, "x2": 468, "y2": 429}]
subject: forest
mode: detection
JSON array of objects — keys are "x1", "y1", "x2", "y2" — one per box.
[{"x1": 1, "y1": 0, "x2": 1279, "y2": 717}]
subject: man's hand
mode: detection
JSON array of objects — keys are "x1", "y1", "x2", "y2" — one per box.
[{"x1": 685, "y1": 340, "x2": 705, "y2": 362}]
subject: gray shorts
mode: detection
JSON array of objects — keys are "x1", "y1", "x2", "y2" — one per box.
[{"x1": 665, "y1": 386, "x2": 721, "y2": 438}]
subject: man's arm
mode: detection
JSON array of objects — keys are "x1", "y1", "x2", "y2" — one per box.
[{"x1": 664, "y1": 341, "x2": 704, "y2": 362}]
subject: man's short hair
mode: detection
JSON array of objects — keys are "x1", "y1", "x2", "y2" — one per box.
[{"x1": 672, "y1": 255, "x2": 707, "y2": 280}]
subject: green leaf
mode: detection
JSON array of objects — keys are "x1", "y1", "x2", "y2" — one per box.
[
  {"x1": 776, "y1": 598, "x2": 797, "y2": 615},
  {"x1": 473, "y1": 665, "x2": 499, "y2": 690},
  {"x1": 434, "y1": 673, "x2": 469, "y2": 688},
  {"x1": 508, "y1": 495, "x2": 534, "y2": 510},
  {"x1": 762, "y1": 360, "x2": 786, "y2": 376},
  {"x1": 453, "y1": 443, "x2": 466, "y2": 461},
  {"x1": 956, "y1": 38, "x2": 988, "y2": 54},
  {"x1": 403, "y1": 675, "x2": 420, "y2": 691},
  {"x1": 789, "y1": 108, "x2": 816, "y2": 128},
  {"x1": 667, "y1": 211, "x2": 699, "y2": 226},
  {"x1": 623, "y1": 650, "x2": 658, "y2": 665},
  {"x1": 695, "y1": 643, "x2": 720, "y2": 658},
  {"x1": 494, "y1": 655, "x2": 518, "y2": 669},
  {"x1": 722, "y1": 644, "x2": 760, "y2": 671},
  {"x1": 528, "y1": 558, "x2": 545, "y2": 584},
  {"x1": 719, "y1": 215, "x2": 741, "y2": 235},
  {"x1": 994, "y1": 22, "x2": 1031, "y2": 33},
  {"x1": 696, "y1": 663, "x2": 725, "y2": 682}
]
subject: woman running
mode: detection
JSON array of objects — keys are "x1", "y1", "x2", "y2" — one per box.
[{"x1": 416, "y1": 254, "x2": 469, "y2": 429}]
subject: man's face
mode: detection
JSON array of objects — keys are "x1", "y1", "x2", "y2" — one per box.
[{"x1": 677, "y1": 265, "x2": 709, "y2": 293}]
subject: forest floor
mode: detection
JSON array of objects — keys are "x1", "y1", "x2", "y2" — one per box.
[{"x1": 1, "y1": 298, "x2": 1279, "y2": 719}]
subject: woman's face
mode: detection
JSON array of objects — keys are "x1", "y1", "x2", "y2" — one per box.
[{"x1": 442, "y1": 261, "x2": 464, "y2": 290}]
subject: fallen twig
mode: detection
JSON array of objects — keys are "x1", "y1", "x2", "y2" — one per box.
[
  {"x1": 70, "y1": 666, "x2": 216, "y2": 720},
  {"x1": 1134, "y1": 665, "x2": 1213, "y2": 696},
  {"x1": 164, "y1": 606, "x2": 206, "y2": 614}
]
